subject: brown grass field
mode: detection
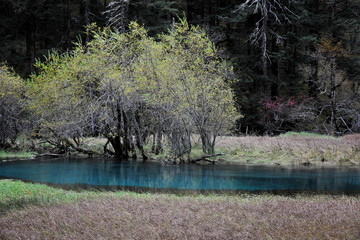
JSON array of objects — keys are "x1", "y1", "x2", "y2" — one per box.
[
  {"x1": 1, "y1": 193, "x2": 360, "y2": 240},
  {"x1": 215, "y1": 133, "x2": 360, "y2": 166}
]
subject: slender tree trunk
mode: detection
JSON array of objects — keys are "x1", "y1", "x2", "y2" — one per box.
[
  {"x1": 132, "y1": 111, "x2": 147, "y2": 160},
  {"x1": 309, "y1": 58, "x2": 319, "y2": 98},
  {"x1": 329, "y1": 61, "x2": 336, "y2": 135},
  {"x1": 122, "y1": 110, "x2": 131, "y2": 157},
  {"x1": 155, "y1": 122, "x2": 163, "y2": 155},
  {"x1": 129, "y1": 131, "x2": 137, "y2": 159},
  {"x1": 151, "y1": 133, "x2": 156, "y2": 152},
  {"x1": 309, "y1": 0, "x2": 319, "y2": 98},
  {"x1": 117, "y1": 103, "x2": 129, "y2": 158},
  {"x1": 262, "y1": 0, "x2": 270, "y2": 100},
  {"x1": 211, "y1": 135, "x2": 216, "y2": 154}
]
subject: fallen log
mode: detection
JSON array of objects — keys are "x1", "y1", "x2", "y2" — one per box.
[{"x1": 190, "y1": 153, "x2": 226, "y2": 164}]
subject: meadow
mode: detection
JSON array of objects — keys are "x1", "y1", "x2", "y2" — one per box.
[{"x1": 0, "y1": 180, "x2": 360, "y2": 239}]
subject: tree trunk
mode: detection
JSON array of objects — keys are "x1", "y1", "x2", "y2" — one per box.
[
  {"x1": 329, "y1": 61, "x2": 336, "y2": 136},
  {"x1": 133, "y1": 111, "x2": 147, "y2": 160},
  {"x1": 122, "y1": 110, "x2": 131, "y2": 157},
  {"x1": 155, "y1": 121, "x2": 163, "y2": 155},
  {"x1": 200, "y1": 129, "x2": 214, "y2": 155},
  {"x1": 108, "y1": 136, "x2": 123, "y2": 159},
  {"x1": 151, "y1": 133, "x2": 156, "y2": 152},
  {"x1": 308, "y1": 58, "x2": 319, "y2": 98},
  {"x1": 261, "y1": 0, "x2": 270, "y2": 100}
]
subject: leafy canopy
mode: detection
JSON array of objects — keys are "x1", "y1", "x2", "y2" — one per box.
[{"x1": 28, "y1": 20, "x2": 240, "y2": 157}]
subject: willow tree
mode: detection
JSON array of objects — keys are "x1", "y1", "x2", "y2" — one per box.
[
  {"x1": 28, "y1": 20, "x2": 240, "y2": 159},
  {"x1": 28, "y1": 24, "x2": 151, "y2": 159},
  {"x1": 158, "y1": 19, "x2": 240, "y2": 155},
  {"x1": 27, "y1": 51, "x2": 95, "y2": 154},
  {"x1": 133, "y1": 19, "x2": 240, "y2": 156}
]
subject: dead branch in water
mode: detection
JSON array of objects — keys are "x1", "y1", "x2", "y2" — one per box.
[{"x1": 190, "y1": 153, "x2": 226, "y2": 164}]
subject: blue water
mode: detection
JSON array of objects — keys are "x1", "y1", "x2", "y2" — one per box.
[{"x1": 0, "y1": 158, "x2": 360, "y2": 193}]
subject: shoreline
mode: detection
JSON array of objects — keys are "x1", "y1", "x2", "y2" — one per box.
[{"x1": 1, "y1": 133, "x2": 359, "y2": 167}]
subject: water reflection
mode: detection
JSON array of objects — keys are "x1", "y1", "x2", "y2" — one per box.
[{"x1": 0, "y1": 158, "x2": 360, "y2": 193}]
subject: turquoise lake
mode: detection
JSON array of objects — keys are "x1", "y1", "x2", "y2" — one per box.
[{"x1": 1, "y1": 158, "x2": 360, "y2": 193}]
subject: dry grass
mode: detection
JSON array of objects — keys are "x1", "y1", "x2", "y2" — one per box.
[
  {"x1": 215, "y1": 133, "x2": 360, "y2": 166},
  {"x1": 0, "y1": 194, "x2": 359, "y2": 240}
]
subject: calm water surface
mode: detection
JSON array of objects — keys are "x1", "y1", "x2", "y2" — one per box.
[{"x1": 0, "y1": 158, "x2": 360, "y2": 193}]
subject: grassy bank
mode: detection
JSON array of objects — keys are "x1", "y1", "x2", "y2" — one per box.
[
  {"x1": 0, "y1": 150, "x2": 36, "y2": 160},
  {"x1": 66, "y1": 133, "x2": 360, "y2": 166},
  {"x1": 0, "y1": 180, "x2": 359, "y2": 239},
  {"x1": 0, "y1": 180, "x2": 101, "y2": 214},
  {"x1": 2, "y1": 132, "x2": 359, "y2": 166},
  {"x1": 215, "y1": 132, "x2": 360, "y2": 166}
]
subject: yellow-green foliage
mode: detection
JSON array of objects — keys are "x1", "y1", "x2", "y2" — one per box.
[
  {"x1": 27, "y1": 20, "x2": 240, "y2": 156},
  {"x1": 27, "y1": 53, "x2": 88, "y2": 129},
  {"x1": 0, "y1": 64, "x2": 27, "y2": 143},
  {"x1": 0, "y1": 65, "x2": 25, "y2": 100}
]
